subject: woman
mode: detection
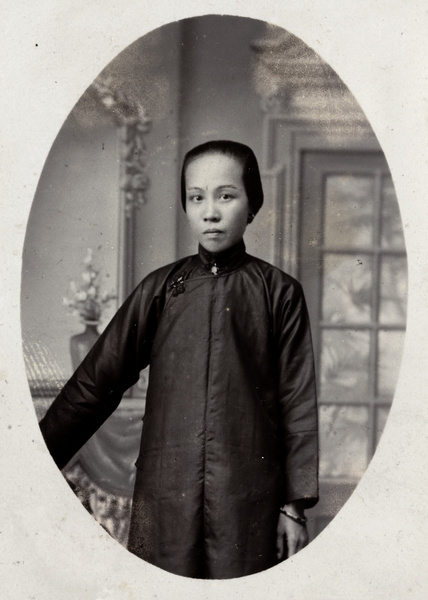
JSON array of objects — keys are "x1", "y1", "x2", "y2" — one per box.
[{"x1": 40, "y1": 140, "x2": 319, "y2": 579}]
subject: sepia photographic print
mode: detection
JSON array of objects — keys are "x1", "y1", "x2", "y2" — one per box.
[{"x1": 1, "y1": 2, "x2": 428, "y2": 598}]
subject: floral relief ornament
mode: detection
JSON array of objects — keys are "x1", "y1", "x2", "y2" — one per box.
[
  {"x1": 63, "y1": 249, "x2": 117, "y2": 323},
  {"x1": 91, "y1": 75, "x2": 152, "y2": 218}
]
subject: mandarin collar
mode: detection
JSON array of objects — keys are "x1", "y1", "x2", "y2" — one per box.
[{"x1": 198, "y1": 239, "x2": 247, "y2": 274}]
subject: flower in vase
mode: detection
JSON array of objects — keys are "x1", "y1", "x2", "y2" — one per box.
[{"x1": 63, "y1": 249, "x2": 117, "y2": 323}]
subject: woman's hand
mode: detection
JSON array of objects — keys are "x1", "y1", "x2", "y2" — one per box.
[{"x1": 276, "y1": 501, "x2": 309, "y2": 560}]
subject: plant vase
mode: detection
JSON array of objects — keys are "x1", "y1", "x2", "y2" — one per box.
[{"x1": 70, "y1": 320, "x2": 100, "y2": 371}]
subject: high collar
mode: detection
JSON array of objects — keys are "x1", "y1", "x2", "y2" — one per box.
[{"x1": 198, "y1": 239, "x2": 247, "y2": 274}]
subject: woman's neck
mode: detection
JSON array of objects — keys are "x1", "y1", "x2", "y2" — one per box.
[{"x1": 198, "y1": 238, "x2": 246, "y2": 272}]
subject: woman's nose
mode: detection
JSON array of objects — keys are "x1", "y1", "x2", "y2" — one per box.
[{"x1": 203, "y1": 198, "x2": 221, "y2": 221}]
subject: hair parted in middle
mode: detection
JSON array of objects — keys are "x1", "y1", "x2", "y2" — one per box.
[{"x1": 180, "y1": 140, "x2": 264, "y2": 217}]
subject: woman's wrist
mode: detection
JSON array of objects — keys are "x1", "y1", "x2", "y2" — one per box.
[
  {"x1": 280, "y1": 500, "x2": 306, "y2": 518},
  {"x1": 280, "y1": 500, "x2": 307, "y2": 525},
  {"x1": 279, "y1": 508, "x2": 307, "y2": 526}
]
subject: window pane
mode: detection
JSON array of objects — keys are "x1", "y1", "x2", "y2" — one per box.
[
  {"x1": 381, "y1": 175, "x2": 405, "y2": 249},
  {"x1": 319, "y1": 404, "x2": 369, "y2": 479},
  {"x1": 379, "y1": 256, "x2": 408, "y2": 325},
  {"x1": 322, "y1": 253, "x2": 373, "y2": 323},
  {"x1": 376, "y1": 405, "x2": 391, "y2": 445},
  {"x1": 320, "y1": 329, "x2": 370, "y2": 403},
  {"x1": 377, "y1": 330, "x2": 406, "y2": 396},
  {"x1": 324, "y1": 175, "x2": 375, "y2": 248}
]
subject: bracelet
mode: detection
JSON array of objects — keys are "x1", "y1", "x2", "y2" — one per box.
[{"x1": 279, "y1": 509, "x2": 307, "y2": 526}]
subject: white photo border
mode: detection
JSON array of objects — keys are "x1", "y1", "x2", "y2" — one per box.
[{"x1": 1, "y1": 1, "x2": 428, "y2": 598}]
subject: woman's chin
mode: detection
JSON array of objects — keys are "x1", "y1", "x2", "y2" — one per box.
[{"x1": 199, "y1": 239, "x2": 228, "y2": 254}]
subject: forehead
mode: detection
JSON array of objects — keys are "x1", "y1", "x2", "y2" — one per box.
[{"x1": 185, "y1": 152, "x2": 244, "y2": 185}]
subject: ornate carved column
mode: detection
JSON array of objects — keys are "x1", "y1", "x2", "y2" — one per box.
[{"x1": 91, "y1": 76, "x2": 152, "y2": 300}]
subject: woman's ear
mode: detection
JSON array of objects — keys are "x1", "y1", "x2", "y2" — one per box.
[{"x1": 247, "y1": 213, "x2": 255, "y2": 224}]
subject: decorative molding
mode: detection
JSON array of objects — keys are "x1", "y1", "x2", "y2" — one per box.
[
  {"x1": 120, "y1": 122, "x2": 151, "y2": 218},
  {"x1": 89, "y1": 75, "x2": 152, "y2": 300},
  {"x1": 91, "y1": 76, "x2": 152, "y2": 218},
  {"x1": 251, "y1": 31, "x2": 342, "y2": 90},
  {"x1": 261, "y1": 116, "x2": 380, "y2": 277},
  {"x1": 251, "y1": 28, "x2": 367, "y2": 124},
  {"x1": 91, "y1": 76, "x2": 151, "y2": 126},
  {"x1": 259, "y1": 165, "x2": 286, "y2": 267},
  {"x1": 253, "y1": 30, "x2": 380, "y2": 262}
]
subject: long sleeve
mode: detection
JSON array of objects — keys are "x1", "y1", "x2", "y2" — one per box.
[
  {"x1": 39, "y1": 272, "x2": 165, "y2": 470},
  {"x1": 275, "y1": 280, "x2": 319, "y2": 508}
]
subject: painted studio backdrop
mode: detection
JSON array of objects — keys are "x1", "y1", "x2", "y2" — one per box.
[{"x1": 21, "y1": 16, "x2": 407, "y2": 553}]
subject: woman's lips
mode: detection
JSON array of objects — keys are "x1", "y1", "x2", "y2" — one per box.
[{"x1": 203, "y1": 229, "x2": 224, "y2": 235}]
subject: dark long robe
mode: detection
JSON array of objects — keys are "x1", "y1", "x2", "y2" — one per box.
[{"x1": 40, "y1": 240, "x2": 318, "y2": 579}]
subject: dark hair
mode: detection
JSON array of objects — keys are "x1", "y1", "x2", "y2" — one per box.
[{"x1": 180, "y1": 140, "x2": 264, "y2": 216}]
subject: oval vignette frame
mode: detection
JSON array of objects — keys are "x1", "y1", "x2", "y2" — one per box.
[
  {"x1": 1, "y1": 2, "x2": 426, "y2": 596},
  {"x1": 21, "y1": 10, "x2": 408, "y2": 580}
]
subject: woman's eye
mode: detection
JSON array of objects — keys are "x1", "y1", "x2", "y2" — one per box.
[
  {"x1": 220, "y1": 193, "x2": 233, "y2": 200},
  {"x1": 188, "y1": 195, "x2": 202, "y2": 202}
]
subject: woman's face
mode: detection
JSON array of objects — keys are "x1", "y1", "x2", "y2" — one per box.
[{"x1": 185, "y1": 153, "x2": 250, "y2": 254}]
